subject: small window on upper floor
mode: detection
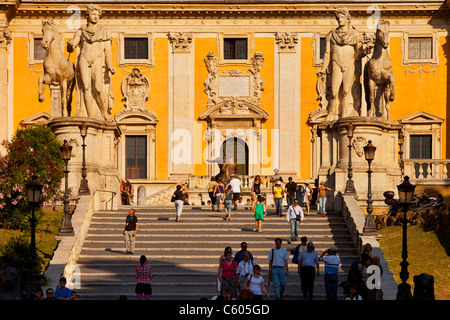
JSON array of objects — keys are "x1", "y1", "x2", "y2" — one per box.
[
  {"x1": 319, "y1": 37, "x2": 326, "y2": 60},
  {"x1": 124, "y1": 37, "x2": 149, "y2": 60},
  {"x1": 402, "y1": 32, "x2": 439, "y2": 65},
  {"x1": 408, "y1": 37, "x2": 433, "y2": 60},
  {"x1": 28, "y1": 34, "x2": 47, "y2": 66},
  {"x1": 313, "y1": 33, "x2": 328, "y2": 67},
  {"x1": 118, "y1": 33, "x2": 154, "y2": 67},
  {"x1": 223, "y1": 38, "x2": 248, "y2": 60},
  {"x1": 33, "y1": 38, "x2": 47, "y2": 61}
]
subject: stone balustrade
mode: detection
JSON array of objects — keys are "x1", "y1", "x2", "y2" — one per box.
[
  {"x1": 403, "y1": 159, "x2": 450, "y2": 183},
  {"x1": 188, "y1": 175, "x2": 274, "y2": 189},
  {"x1": 339, "y1": 194, "x2": 398, "y2": 300}
]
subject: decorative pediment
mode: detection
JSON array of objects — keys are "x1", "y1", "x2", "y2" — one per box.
[
  {"x1": 115, "y1": 107, "x2": 158, "y2": 125},
  {"x1": 308, "y1": 107, "x2": 328, "y2": 124},
  {"x1": 199, "y1": 98, "x2": 269, "y2": 121},
  {"x1": 399, "y1": 111, "x2": 444, "y2": 125},
  {"x1": 20, "y1": 111, "x2": 51, "y2": 128}
]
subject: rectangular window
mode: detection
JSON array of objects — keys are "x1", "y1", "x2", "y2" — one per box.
[
  {"x1": 34, "y1": 38, "x2": 47, "y2": 61},
  {"x1": 124, "y1": 38, "x2": 149, "y2": 60},
  {"x1": 408, "y1": 37, "x2": 433, "y2": 60},
  {"x1": 410, "y1": 135, "x2": 432, "y2": 159},
  {"x1": 410, "y1": 134, "x2": 432, "y2": 178},
  {"x1": 126, "y1": 136, "x2": 147, "y2": 179},
  {"x1": 319, "y1": 37, "x2": 326, "y2": 60},
  {"x1": 224, "y1": 38, "x2": 248, "y2": 60}
]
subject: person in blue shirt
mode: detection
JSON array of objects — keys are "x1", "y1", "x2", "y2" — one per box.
[
  {"x1": 234, "y1": 242, "x2": 254, "y2": 265},
  {"x1": 319, "y1": 246, "x2": 341, "y2": 300},
  {"x1": 54, "y1": 277, "x2": 72, "y2": 300},
  {"x1": 298, "y1": 241, "x2": 320, "y2": 300}
]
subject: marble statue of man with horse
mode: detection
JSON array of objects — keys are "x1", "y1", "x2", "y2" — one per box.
[
  {"x1": 38, "y1": 4, "x2": 115, "y2": 121},
  {"x1": 317, "y1": 9, "x2": 395, "y2": 122}
]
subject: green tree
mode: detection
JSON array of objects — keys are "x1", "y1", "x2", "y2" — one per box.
[{"x1": 0, "y1": 126, "x2": 64, "y2": 229}]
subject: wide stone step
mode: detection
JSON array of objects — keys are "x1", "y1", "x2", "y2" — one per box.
[{"x1": 69, "y1": 206, "x2": 359, "y2": 300}]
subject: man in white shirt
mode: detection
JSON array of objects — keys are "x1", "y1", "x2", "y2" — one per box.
[
  {"x1": 236, "y1": 251, "x2": 255, "y2": 292},
  {"x1": 229, "y1": 174, "x2": 241, "y2": 210},
  {"x1": 286, "y1": 199, "x2": 304, "y2": 242},
  {"x1": 268, "y1": 238, "x2": 290, "y2": 300}
]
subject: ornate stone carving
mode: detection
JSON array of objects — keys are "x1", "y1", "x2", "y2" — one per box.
[
  {"x1": 275, "y1": 32, "x2": 299, "y2": 53},
  {"x1": 249, "y1": 52, "x2": 265, "y2": 106},
  {"x1": 352, "y1": 136, "x2": 367, "y2": 157},
  {"x1": 121, "y1": 67, "x2": 150, "y2": 109},
  {"x1": 168, "y1": 32, "x2": 193, "y2": 53},
  {"x1": 0, "y1": 28, "x2": 12, "y2": 47},
  {"x1": 204, "y1": 52, "x2": 219, "y2": 107},
  {"x1": 220, "y1": 97, "x2": 249, "y2": 115},
  {"x1": 203, "y1": 52, "x2": 265, "y2": 108}
]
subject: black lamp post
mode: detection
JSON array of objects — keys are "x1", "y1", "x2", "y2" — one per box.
[
  {"x1": 398, "y1": 131, "x2": 405, "y2": 177},
  {"x1": 78, "y1": 122, "x2": 90, "y2": 195},
  {"x1": 25, "y1": 175, "x2": 43, "y2": 287},
  {"x1": 396, "y1": 175, "x2": 416, "y2": 300},
  {"x1": 344, "y1": 123, "x2": 356, "y2": 194},
  {"x1": 59, "y1": 139, "x2": 74, "y2": 236},
  {"x1": 363, "y1": 140, "x2": 378, "y2": 236}
]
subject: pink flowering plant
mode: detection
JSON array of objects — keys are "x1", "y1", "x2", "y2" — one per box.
[{"x1": 0, "y1": 126, "x2": 64, "y2": 229}]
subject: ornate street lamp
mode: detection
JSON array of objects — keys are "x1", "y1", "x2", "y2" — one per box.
[
  {"x1": 25, "y1": 175, "x2": 43, "y2": 287},
  {"x1": 363, "y1": 140, "x2": 378, "y2": 236},
  {"x1": 396, "y1": 175, "x2": 416, "y2": 300},
  {"x1": 344, "y1": 123, "x2": 356, "y2": 194},
  {"x1": 78, "y1": 122, "x2": 90, "y2": 195},
  {"x1": 59, "y1": 139, "x2": 74, "y2": 236}
]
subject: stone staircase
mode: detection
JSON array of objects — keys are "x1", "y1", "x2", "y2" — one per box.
[{"x1": 73, "y1": 205, "x2": 360, "y2": 300}]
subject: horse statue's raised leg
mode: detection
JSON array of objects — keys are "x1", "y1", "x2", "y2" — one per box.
[{"x1": 38, "y1": 73, "x2": 51, "y2": 103}]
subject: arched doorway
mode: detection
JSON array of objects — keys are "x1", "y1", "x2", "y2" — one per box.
[{"x1": 221, "y1": 137, "x2": 249, "y2": 176}]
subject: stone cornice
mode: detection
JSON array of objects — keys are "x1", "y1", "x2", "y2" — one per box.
[{"x1": 10, "y1": 1, "x2": 450, "y2": 20}]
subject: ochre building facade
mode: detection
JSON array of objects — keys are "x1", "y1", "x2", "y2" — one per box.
[{"x1": 0, "y1": 1, "x2": 449, "y2": 204}]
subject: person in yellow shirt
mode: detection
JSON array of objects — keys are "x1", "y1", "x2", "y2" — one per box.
[{"x1": 273, "y1": 181, "x2": 284, "y2": 217}]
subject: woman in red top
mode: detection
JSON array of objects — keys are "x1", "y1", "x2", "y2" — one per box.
[
  {"x1": 135, "y1": 255, "x2": 153, "y2": 300},
  {"x1": 219, "y1": 251, "x2": 239, "y2": 297}
]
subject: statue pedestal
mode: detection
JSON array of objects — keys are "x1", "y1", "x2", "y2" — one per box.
[
  {"x1": 49, "y1": 85, "x2": 61, "y2": 119},
  {"x1": 48, "y1": 117, "x2": 122, "y2": 209},
  {"x1": 316, "y1": 117, "x2": 402, "y2": 211}
]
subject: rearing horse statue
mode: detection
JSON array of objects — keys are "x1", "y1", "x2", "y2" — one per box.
[
  {"x1": 364, "y1": 20, "x2": 395, "y2": 120},
  {"x1": 38, "y1": 19, "x2": 75, "y2": 117}
]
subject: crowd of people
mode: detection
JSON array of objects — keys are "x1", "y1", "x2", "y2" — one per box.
[
  {"x1": 24, "y1": 173, "x2": 377, "y2": 301},
  {"x1": 121, "y1": 170, "x2": 331, "y2": 226},
  {"x1": 24, "y1": 276, "x2": 78, "y2": 300},
  {"x1": 211, "y1": 239, "x2": 385, "y2": 301}
]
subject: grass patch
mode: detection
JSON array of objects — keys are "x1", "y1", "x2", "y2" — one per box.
[
  {"x1": 378, "y1": 224, "x2": 450, "y2": 300},
  {"x1": 0, "y1": 208, "x2": 65, "y2": 273}
]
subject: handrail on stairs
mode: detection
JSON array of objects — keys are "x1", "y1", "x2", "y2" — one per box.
[{"x1": 96, "y1": 189, "x2": 117, "y2": 211}]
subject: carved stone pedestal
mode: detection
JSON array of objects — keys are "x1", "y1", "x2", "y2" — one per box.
[
  {"x1": 48, "y1": 117, "x2": 121, "y2": 209},
  {"x1": 315, "y1": 117, "x2": 402, "y2": 211}
]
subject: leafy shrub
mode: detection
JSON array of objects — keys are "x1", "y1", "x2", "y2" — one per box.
[
  {"x1": 0, "y1": 126, "x2": 64, "y2": 229},
  {"x1": 0, "y1": 234, "x2": 42, "y2": 287}
]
